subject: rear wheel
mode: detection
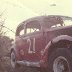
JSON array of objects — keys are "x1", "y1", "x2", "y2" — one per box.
[{"x1": 48, "y1": 48, "x2": 72, "y2": 72}]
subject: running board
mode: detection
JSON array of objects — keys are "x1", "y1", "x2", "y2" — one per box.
[{"x1": 17, "y1": 60, "x2": 40, "y2": 67}]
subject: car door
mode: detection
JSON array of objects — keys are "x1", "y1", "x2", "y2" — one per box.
[{"x1": 20, "y1": 20, "x2": 46, "y2": 62}]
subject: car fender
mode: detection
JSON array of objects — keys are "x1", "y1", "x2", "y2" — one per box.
[
  {"x1": 44, "y1": 35, "x2": 72, "y2": 54},
  {"x1": 40, "y1": 35, "x2": 72, "y2": 67},
  {"x1": 52, "y1": 35, "x2": 72, "y2": 43}
]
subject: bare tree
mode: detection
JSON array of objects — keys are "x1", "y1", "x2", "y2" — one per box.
[
  {"x1": 0, "y1": 11, "x2": 6, "y2": 36},
  {"x1": 0, "y1": 11, "x2": 11, "y2": 72}
]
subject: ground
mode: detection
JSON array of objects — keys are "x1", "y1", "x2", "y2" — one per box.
[{"x1": 0, "y1": 55, "x2": 40, "y2": 72}]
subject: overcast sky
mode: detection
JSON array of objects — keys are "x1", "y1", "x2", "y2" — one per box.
[{"x1": 0, "y1": 0, "x2": 72, "y2": 38}]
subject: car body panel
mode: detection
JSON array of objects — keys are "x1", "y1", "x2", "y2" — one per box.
[{"x1": 11, "y1": 15, "x2": 72, "y2": 68}]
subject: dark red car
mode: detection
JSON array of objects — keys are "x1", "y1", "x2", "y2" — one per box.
[{"x1": 11, "y1": 15, "x2": 72, "y2": 72}]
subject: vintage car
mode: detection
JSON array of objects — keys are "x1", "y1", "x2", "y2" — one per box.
[{"x1": 11, "y1": 15, "x2": 72, "y2": 72}]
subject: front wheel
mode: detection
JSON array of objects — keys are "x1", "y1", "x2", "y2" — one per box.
[
  {"x1": 11, "y1": 51, "x2": 21, "y2": 72},
  {"x1": 48, "y1": 48, "x2": 72, "y2": 72},
  {"x1": 11, "y1": 51, "x2": 16, "y2": 68}
]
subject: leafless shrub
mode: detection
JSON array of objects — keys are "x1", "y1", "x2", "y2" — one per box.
[{"x1": 0, "y1": 11, "x2": 14, "y2": 72}]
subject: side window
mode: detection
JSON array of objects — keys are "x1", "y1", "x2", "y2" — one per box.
[
  {"x1": 25, "y1": 20, "x2": 41, "y2": 34},
  {"x1": 20, "y1": 29, "x2": 24, "y2": 36},
  {"x1": 26, "y1": 28, "x2": 39, "y2": 34}
]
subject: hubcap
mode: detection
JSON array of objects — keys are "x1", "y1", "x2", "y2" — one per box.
[{"x1": 53, "y1": 56, "x2": 70, "y2": 72}]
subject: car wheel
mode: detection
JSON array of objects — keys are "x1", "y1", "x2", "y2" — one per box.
[
  {"x1": 11, "y1": 51, "x2": 16, "y2": 68},
  {"x1": 48, "y1": 48, "x2": 72, "y2": 72}
]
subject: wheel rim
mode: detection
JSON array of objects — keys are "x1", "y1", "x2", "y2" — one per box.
[
  {"x1": 11, "y1": 52, "x2": 16, "y2": 68},
  {"x1": 53, "y1": 56, "x2": 70, "y2": 72}
]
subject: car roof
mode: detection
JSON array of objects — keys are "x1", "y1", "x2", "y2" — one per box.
[{"x1": 17, "y1": 15, "x2": 72, "y2": 29}]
